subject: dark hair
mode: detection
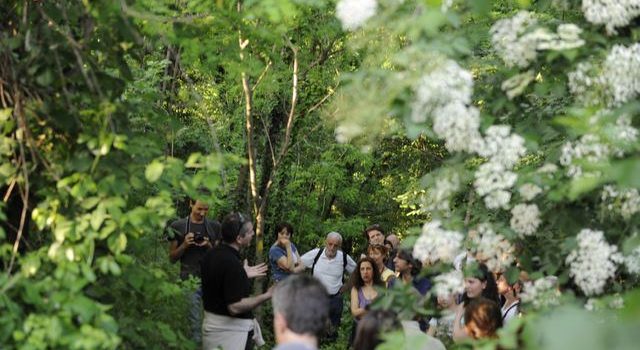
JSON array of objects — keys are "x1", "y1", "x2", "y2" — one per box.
[
  {"x1": 221, "y1": 212, "x2": 250, "y2": 243},
  {"x1": 462, "y1": 263, "x2": 500, "y2": 305},
  {"x1": 272, "y1": 275, "x2": 329, "y2": 338},
  {"x1": 352, "y1": 310, "x2": 400, "y2": 350},
  {"x1": 396, "y1": 249, "x2": 422, "y2": 276},
  {"x1": 274, "y1": 222, "x2": 294, "y2": 239},
  {"x1": 351, "y1": 257, "x2": 383, "y2": 289},
  {"x1": 363, "y1": 224, "x2": 384, "y2": 241},
  {"x1": 464, "y1": 297, "x2": 503, "y2": 339}
]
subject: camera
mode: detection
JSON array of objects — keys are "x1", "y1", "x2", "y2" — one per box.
[{"x1": 193, "y1": 232, "x2": 206, "y2": 244}]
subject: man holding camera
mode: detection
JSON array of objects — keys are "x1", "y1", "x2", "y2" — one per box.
[{"x1": 168, "y1": 198, "x2": 221, "y2": 345}]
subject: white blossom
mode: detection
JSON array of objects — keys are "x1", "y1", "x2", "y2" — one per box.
[
  {"x1": 568, "y1": 61, "x2": 608, "y2": 107},
  {"x1": 519, "y1": 183, "x2": 542, "y2": 201},
  {"x1": 413, "y1": 220, "x2": 464, "y2": 265},
  {"x1": 521, "y1": 276, "x2": 562, "y2": 309},
  {"x1": 582, "y1": 0, "x2": 640, "y2": 35},
  {"x1": 602, "y1": 185, "x2": 640, "y2": 219},
  {"x1": 490, "y1": 11, "x2": 539, "y2": 68},
  {"x1": 474, "y1": 161, "x2": 517, "y2": 209},
  {"x1": 624, "y1": 246, "x2": 640, "y2": 274},
  {"x1": 510, "y1": 203, "x2": 541, "y2": 237},
  {"x1": 559, "y1": 134, "x2": 610, "y2": 178},
  {"x1": 566, "y1": 228, "x2": 623, "y2": 296},
  {"x1": 433, "y1": 270, "x2": 465, "y2": 299},
  {"x1": 610, "y1": 294, "x2": 625, "y2": 309},
  {"x1": 411, "y1": 60, "x2": 474, "y2": 123},
  {"x1": 441, "y1": 0, "x2": 454, "y2": 12},
  {"x1": 603, "y1": 43, "x2": 640, "y2": 106},
  {"x1": 336, "y1": 0, "x2": 378, "y2": 31},
  {"x1": 432, "y1": 102, "x2": 483, "y2": 153},
  {"x1": 537, "y1": 163, "x2": 559, "y2": 173},
  {"x1": 476, "y1": 125, "x2": 526, "y2": 168},
  {"x1": 470, "y1": 224, "x2": 515, "y2": 272},
  {"x1": 490, "y1": 11, "x2": 585, "y2": 68},
  {"x1": 501, "y1": 70, "x2": 535, "y2": 99},
  {"x1": 424, "y1": 174, "x2": 460, "y2": 213}
]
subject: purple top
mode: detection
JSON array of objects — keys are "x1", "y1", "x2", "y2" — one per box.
[{"x1": 358, "y1": 288, "x2": 373, "y2": 309}]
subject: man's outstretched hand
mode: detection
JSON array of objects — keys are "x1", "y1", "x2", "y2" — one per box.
[{"x1": 243, "y1": 259, "x2": 268, "y2": 278}]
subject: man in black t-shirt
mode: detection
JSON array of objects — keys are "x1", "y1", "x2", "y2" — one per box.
[
  {"x1": 167, "y1": 199, "x2": 221, "y2": 345},
  {"x1": 201, "y1": 212, "x2": 270, "y2": 350}
]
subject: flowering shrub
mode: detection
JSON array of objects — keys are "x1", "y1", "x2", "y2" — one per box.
[{"x1": 331, "y1": 0, "x2": 640, "y2": 347}]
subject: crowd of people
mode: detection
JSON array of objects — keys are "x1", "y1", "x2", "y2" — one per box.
[{"x1": 167, "y1": 198, "x2": 522, "y2": 350}]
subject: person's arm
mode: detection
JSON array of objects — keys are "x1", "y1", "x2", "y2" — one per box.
[
  {"x1": 168, "y1": 232, "x2": 195, "y2": 263},
  {"x1": 452, "y1": 303, "x2": 469, "y2": 342},
  {"x1": 228, "y1": 288, "x2": 273, "y2": 316},
  {"x1": 275, "y1": 241, "x2": 295, "y2": 272},
  {"x1": 350, "y1": 287, "x2": 366, "y2": 319}
]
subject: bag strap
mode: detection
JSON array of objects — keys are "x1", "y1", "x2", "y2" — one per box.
[
  {"x1": 311, "y1": 248, "x2": 324, "y2": 275},
  {"x1": 342, "y1": 250, "x2": 347, "y2": 271}
]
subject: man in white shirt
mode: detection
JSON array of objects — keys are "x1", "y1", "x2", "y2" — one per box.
[{"x1": 295, "y1": 232, "x2": 356, "y2": 340}]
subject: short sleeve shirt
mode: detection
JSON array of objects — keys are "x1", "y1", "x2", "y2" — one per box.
[
  {"x1": 269, "y1": 243, "x2": 299, "y2": 282},
  {"x1": 299, "y1": 248, "x2": 356, "y2": 295},
  {"x1": 201, "y1": 244, "x2": 253, "y2": 319},
  {"x1": 167, "y1": 217, "x2": 221, "y2": 280}
]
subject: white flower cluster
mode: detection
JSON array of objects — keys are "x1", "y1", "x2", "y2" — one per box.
[
  {"x1": 474, "y1": 162, "x2": 517, "y2": 209},
  {"x1": 536, "y1": 24, "x2": 585, "y2": 51},
  {"x1": 473, "y1": 126, "x2": 526, "y2": 209},
  {"x1": 603, "y1": 44, "x2": 640, "y2": 106},
  {"x1": 566, "y1": 228, "x2": 623, "y2": 296},
  {"x1": 582, "y1": 0, "x2": 640, "y2": 35},
  {"x1": 520, "y1": 276, "x2": 562, "y2": 309},
  {"x1": 585, "y1": 294, "x2": 624, "y2": 311},
  {"x1": 413, "y1": 220, "x2": 464, "y2": 265},
  {"x1": 559, "y1": 134, "x2": 610, "y2": 178},
  {"x1": 510, "y1": 203, "x2": 541, "y2": 237},
  {"x1": 433, "y1": 270, "x2": 464, "y2": 299},
  {"x1": 569, "y1": 44, "x2": 640, "y2": 107},
  {"x1": 519, "y1": 183, "x2": 542, "y2": 201},
  {"x1": 424, "y1": 174, "x2": 460, "y2": 213},
  {"x1": 601, "y1": 185, "x2": 640, "y2": 219},
  {"x1": 411, "y1": 60, "x2": 482, "y2": 153},
  {"x1": 568, "y1": 61, "x2": 608, "y2": 107},
  {"x1": 336, "y1": 0, "x2": 378, "y2": 31},
  {"x1": 624, "y1": 246, "x2": 640, "y2": 274},
  {"x1": 477, "y1": 125, "x2": 526, "y2": 168},
  {"x1": 470, "y1": 224, "x2": 515, "y2": 272},
  {"x1": 490, "y1": 11, "x2": 540, "y2": 68},
  {"x1": 490, "y1": 11, "x2": 585, "y2": 68},
  {"x1": 501, "y1": 70, "x2": 535, "y2": 99}
]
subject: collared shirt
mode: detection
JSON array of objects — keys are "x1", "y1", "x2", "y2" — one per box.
[{"x1": 300, "y1": 248, "x2": 356, "y2": 295}]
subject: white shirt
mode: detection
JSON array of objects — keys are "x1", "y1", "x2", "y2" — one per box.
[{"x1": 300, "y1": 248, "x2": 356, "y2": 295}]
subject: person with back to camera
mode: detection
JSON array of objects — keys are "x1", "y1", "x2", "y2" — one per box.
[
  {"x1": 269, "y1": 222, "x2": 302, "y2": 283},
  {"x1": 272, "y1": 275, "x2": 330, "y2": 350},
  {"x1": 166, "y1": 196, "x2": 221, "y2": 345},
  {"x1": 463, "y1": 297, "x2": 503, "y2": 340},
  {"x1": 452, "y1": 262, "x2": 500, "y2": 343},
  {"x1": 353, "y1": 310, "x2": 446, "y2": 350},
  {"x1": 200, "y1": 213, "x2": 271, "y2": 350}
]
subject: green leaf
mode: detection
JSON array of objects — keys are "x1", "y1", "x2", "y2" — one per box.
[
  {"x1": 144, "y1": 160, "x2": 164, "y2": 182},
  {"x1": 107, "y1": 233, "x2": 127, "y2": 254}
]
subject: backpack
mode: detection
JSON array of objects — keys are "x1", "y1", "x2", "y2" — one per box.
[{"x1": 311, "y1": 248, "x2": 348, "y2": 275}]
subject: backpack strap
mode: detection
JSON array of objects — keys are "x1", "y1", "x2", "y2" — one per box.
[
  {"x1": 342, "y1": 250, "x2": 347, "y2": 272},
  {"x1": 311, "y1": 248, "x2": 324, "y2": 275}
]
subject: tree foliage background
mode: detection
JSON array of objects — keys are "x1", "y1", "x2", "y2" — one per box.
[{"x1": 1, "y1": 0, "x2": 640, "y2": 349}]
